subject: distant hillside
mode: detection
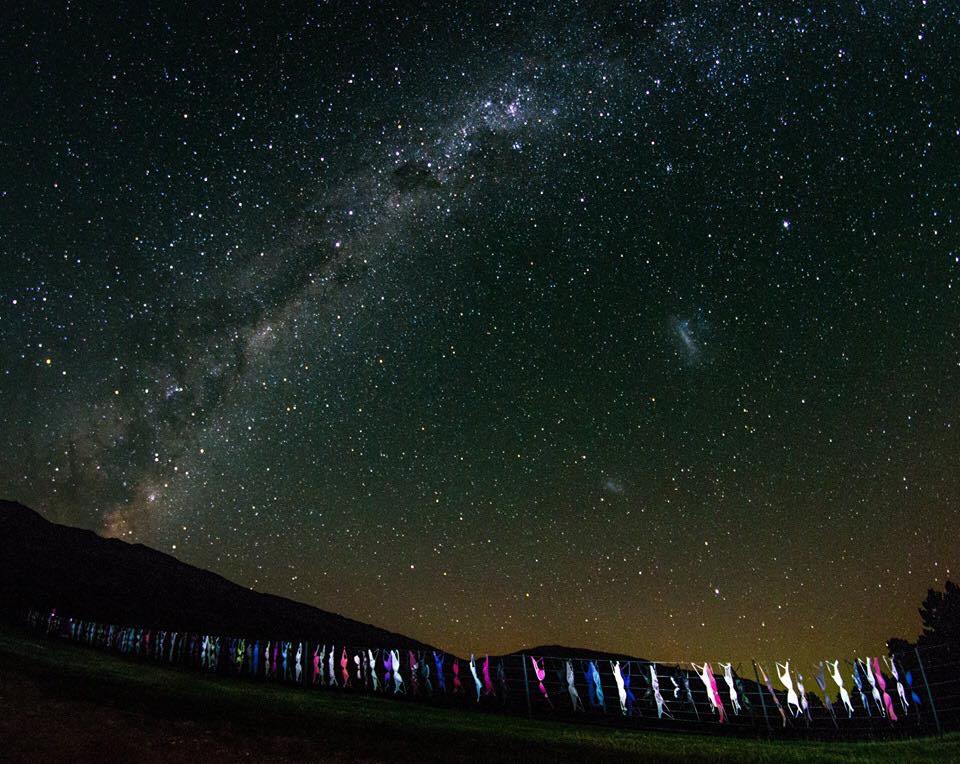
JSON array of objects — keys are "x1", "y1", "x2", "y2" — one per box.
[
  {"x1": 511, "y1": 644, "x2": 652, "y2": 662},
  {"x1": 0, "y1": 500, "x2": 430, "y2": 649}
]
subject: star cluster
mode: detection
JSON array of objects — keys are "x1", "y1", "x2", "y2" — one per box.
[{"x1": 2, "y1": 2, "x2": 959, "y2": 666}]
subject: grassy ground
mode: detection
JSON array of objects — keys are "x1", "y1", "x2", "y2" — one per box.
[{"x1": 0, "y1": 625, "x2": 956, "y2": 763}]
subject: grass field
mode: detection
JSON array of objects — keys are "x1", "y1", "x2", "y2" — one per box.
[{"x1": 0, "y1": 625, "x2": 956, "y2": 763}]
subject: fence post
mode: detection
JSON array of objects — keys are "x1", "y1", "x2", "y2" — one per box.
[
  {"x1": 752, "y1": 660, "x2": 771, "y2": 733},
  {"x1": 913, "y1": 647, "x2": 942, "y2": 737},
  {"x1": 521, "y1": 653, "x2": 532, "y2": 718}
]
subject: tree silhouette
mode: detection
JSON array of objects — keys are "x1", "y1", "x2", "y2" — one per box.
[
  {"x1": 917, "y1": 580, "x2": 960, "y2": 647},
  {"x1": 888, "y1": 580, "x2": 960, "y2": 731}
]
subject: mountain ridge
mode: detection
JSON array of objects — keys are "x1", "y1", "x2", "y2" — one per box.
[
  {"x1": 0, "y1": 499, "x2": 431, "y2": 649},
  {"x1": 0, "y1": 501, "x2": 665, "y2": 664}
]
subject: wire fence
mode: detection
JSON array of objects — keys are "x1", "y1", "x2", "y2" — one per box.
[{"x1": 20, "y1": 608, "x2": 957, "y2": 741}]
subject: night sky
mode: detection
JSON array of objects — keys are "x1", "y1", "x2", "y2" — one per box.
[{"x1": 2, "y1": 3, "x2": 959, "y2": 667}]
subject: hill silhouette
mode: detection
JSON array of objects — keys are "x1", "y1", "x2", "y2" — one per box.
[
  {"x1": 514, "y1": 644, "x2": 651, "y2": 662},
  {"x1": 0, "y1": 499, "x2": 430, "y2": 649}
]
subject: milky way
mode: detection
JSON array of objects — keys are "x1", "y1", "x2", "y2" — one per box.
[{"x1": 2, "y1": 3, "x2": 959, "y2": 666}]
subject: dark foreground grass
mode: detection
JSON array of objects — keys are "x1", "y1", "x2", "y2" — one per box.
[{"x1": 0, "y1": 625, "x2": 956, "y2": 763}]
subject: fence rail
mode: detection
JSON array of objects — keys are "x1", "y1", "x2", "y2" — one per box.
[{"x1": 20, "y1": 608, "x2": 959, "y2": 741}]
